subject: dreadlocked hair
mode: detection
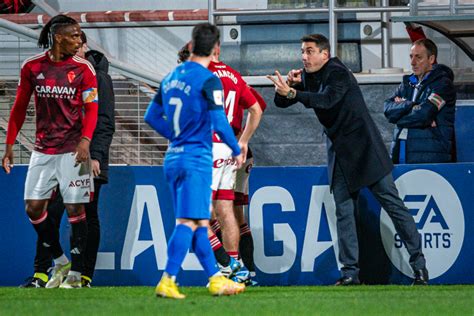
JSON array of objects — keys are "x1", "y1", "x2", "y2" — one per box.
[{"x1": 38, "y1": 14, "x2": 78, "y2": 49}]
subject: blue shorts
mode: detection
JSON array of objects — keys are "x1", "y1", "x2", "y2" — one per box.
[{"x1": 164, "y1": 164, "x2": 212, "y2": 220}]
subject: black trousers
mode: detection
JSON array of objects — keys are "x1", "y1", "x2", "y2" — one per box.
[
  {"x1": 34, "y1": 180, "x2": 103, "y2": 280},
  {"x1": 332, "y1": 161, "x2": 426, "y2": 278}
]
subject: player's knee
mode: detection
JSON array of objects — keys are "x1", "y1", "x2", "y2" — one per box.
[
  {"x1": 25, "y1": 201, "x2": 46, "y2": 219},
  {"x1": 177, "y1": 218, "x2": 198, "y2": 231},
  {"x1": 64, "y1": 203, "x2": 85, "y2": 217}
]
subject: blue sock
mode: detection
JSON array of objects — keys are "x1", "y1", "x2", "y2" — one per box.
[
  {"x1": 165, "y1": 224, "x2": 194, "y2": 276},
  {"x1": 193, "y1": 227, "x2": 219, "y2": 277}
]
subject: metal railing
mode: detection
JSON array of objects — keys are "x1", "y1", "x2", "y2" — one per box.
[
  {"x1": 0, "y1": 77, "x2": 167, "y2": 166},
  {"x1": 208, "y1": 0, "x2": 474, "y2": 66}
]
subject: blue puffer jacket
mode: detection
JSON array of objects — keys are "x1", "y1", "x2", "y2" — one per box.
[{"x1": 384, "y1": 64, "x2": 456, "y2": 163}]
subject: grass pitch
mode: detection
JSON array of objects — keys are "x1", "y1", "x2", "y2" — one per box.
[{"x1": 0, "y1": 285, "x2": 472, "y2": 315}]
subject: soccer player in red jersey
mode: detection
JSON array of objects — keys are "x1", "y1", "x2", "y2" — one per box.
[
  {"x1": 207, "y1": 44, "x2": 263, "y2": 276},
  {"x1": 231, "y1": 86, "x2": 267, "y2": 285},
  {"x1": 2, "y1": 15, "x2": 98, "y2": 288}
]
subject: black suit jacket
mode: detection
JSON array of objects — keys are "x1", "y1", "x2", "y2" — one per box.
[{"x1": 275, "y1": 57, "x2": 393, "y2": 193}]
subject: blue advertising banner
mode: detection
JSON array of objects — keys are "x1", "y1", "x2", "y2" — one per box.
[{"x1": 0, "y1": 164, "x2": 472, "y2": 286}]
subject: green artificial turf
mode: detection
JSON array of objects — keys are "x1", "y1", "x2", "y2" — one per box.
[{"x1": 0, "y1": 285, "x2": 472, "y2": 315}]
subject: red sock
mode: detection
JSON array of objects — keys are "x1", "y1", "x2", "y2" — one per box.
[
  {"x1": 210, "y1": 219, "x2": 221, "y2": 235},
  {"x1": 227, "y1": 251, "x2": 239, "y2": 260},
  {"x1": 209, "y1": 233, "x2": 223, "y2": 251}
]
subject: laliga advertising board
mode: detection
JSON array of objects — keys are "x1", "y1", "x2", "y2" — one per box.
[
  {"x1": 380, "y1": 169, "x2": 464, "y2": 279},
  {"x1": 0, "y1": 164, "x2": 472, "y2": 286}
]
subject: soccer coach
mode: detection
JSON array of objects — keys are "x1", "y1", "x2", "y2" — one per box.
[{"x1": 267, "y1": 33, "x2": 428, "y2": 286}]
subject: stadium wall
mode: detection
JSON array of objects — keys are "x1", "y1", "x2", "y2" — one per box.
[
  {"x1": 250, "y1": 89, "x2": 474, "y2": 166},
  {"x1": 1, "y1": 163, "x2": 472, "y2": 286}
]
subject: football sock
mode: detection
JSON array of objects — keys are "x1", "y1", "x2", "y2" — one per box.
[
  {"x1": 227, "y1": 251, "x2": 239, "y2": 260},
  {"x1": 193, "y1": 227, "x2": 219, "y2": 278},
  {"x1": 209, "y1": 233, "x2": 231, "y2": 266},
  {"x1": 239, "y1": 223, "x2": 255, "y2": 272},
  {"x1": 210, "y1": 219, "x2": 222, "y2": 241},
  {"x1": 165, "y1": 224, "x2": 194, "y2": 276},
  {"x1": 29, "y1": 211, "x2": 63, "y2": 259},
  {"x1": 83, "y1": 192, "x2": 100, "y2": 279},
  {"x1": 69, "y1": 213, "x2": 88, "y2": 273},
  {"x1": 53, "y1": 254, "x2": 69, "y2": 265}
]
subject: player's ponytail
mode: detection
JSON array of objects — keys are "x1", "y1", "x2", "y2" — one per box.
[{"x1": 38, "y1": 14, "x2": 78, "y2": 49}]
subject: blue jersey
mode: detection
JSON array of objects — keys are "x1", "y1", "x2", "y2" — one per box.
[{"x1": 144, "y1": 61, "x2": 240, "y2": 169}]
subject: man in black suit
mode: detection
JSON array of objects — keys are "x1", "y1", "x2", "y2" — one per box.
[{"x1": 267, "y1": 34, "x2": 428, "y2": 285}]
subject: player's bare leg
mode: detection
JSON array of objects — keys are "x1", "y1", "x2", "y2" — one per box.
[
  {"x1": 233, "y1": 204, "x2": 258, "y2": 285},
  {"x1": 214, "y1": 200, "x2": 240, "y2": 261}
]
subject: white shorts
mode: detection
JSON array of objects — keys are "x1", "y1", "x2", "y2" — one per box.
[
  {"x1": 24, "y1": 151, "x2": 93, "y2": 204},
  {"x1": 211, "y1": 142, "x2": 237, "y2": 200},
  {"x1": 234, "y1": 156, "x2": 253, "y2": 206}
]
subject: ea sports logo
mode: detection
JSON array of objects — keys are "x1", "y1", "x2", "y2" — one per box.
[{"x1": 380, "y1": 169, "x2": 464, "y2": 279}]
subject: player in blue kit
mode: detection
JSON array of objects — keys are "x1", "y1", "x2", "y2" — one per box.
[{"x1": 144, "y1": 23, "x2": 245, "y2": 299}]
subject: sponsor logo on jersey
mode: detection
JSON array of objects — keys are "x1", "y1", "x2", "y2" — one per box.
[
  {"x1": 69, "y1": 178, "x2": 91, "y2": 188},
  {"x1": 82, "y1": 88, "x2": 98, "y2": 104},
  {"x1": 67, "y1": 71, "x2": 76, "y2": 83},
  {"x1": 245, "y1": 163, "x2": 253, "y2": 174},
  {"x1": 213, "y1": 157, "x2": 236, "y2": 168},
  {"x1": 213, "y1": 90, "x2": 223, "y2": 106},
  {"x1": 36, "y1": 73, "x2": 45, "y2": 80},
  {"x1": 35, "y1": 85, "x2": 77, "y2": 99},
  {"x1": 380, "y1": 169, "x2": 464, "y2": 279},
  {"x1": 213, "y1": 69, "x2": 238, "y2": 84}
]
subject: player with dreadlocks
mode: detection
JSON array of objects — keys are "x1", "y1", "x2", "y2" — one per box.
[{"x1": 2, "y1": 14, "x2": 98, "y2": 288}]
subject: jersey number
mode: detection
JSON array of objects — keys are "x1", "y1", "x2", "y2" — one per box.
[
  {"x1": 169, "y1": 97, "x2": 183, "y2": 137},
  {"x1": 225, "y1": 90, "x2": 236, "y2": 123}
]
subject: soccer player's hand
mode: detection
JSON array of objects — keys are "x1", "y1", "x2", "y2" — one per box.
[
  {"x1": 238, "y1": 141, "x2": 248, "y2": 165},
  {"x1": 75, "y1": 137, "x2": 90, "y2": 164},
  {"x1": 287, "y1": 69, "x2": 302, "y2": 86},
  {"x1": 91, "y1": 159, "x2": 101, "y2": 177},
  {"x1": 233, "y1": 153, "x2": 244, "y2": 169},
  {"x1": 2, "y1": 144, "x2": 14, "y2": 174},
  {"x1": 266, "y1": 70, "x2": 291, "y2": 96}
]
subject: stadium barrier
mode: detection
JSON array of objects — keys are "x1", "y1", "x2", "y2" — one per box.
[{"x1": 1, "y1": 163, "x2": 472, "y2": 286}]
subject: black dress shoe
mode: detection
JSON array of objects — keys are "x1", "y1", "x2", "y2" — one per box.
[
  {"x1": 413, "y1": 268, "x2": 429, "y2": 285},
  {"x1": 335, "y1": 275, "x2": 361, "y2": 286}
]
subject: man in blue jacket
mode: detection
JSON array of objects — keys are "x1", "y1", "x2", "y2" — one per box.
[{"x1": 384, "y1": 39, "x2": 456, "y2": 164}]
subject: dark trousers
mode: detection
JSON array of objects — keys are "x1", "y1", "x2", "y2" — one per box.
[
  {"x1": 332, "y1": 162, "x2": 426, "y2": 278},
  {"x1": 34, "y1": 181, "x2": 103, "y2": 280}
]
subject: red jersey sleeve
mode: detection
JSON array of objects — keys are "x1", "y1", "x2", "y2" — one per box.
[
  {"x1": 238, "y1": 80, "x2": 257, "y2": 110},
  {"x1": 6, "y1": 62, "x2": 34, "y2": 145},
  {"x1": 80, "y1": 62, "x2": 98, "y2": 140},
  {"x1": 249, "y1": 86, "x2": 267, "y2": 112}
]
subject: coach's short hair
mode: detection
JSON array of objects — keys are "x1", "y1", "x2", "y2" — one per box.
[
  {"x1": 301, "y1": 34, "x2": 331, "y2": 53},
  {"x1": 413, "y1": 38, "x2": 438, "y2": 59},
  {"x1": 191, "y1": 23, "x2": 220, "y2": 57}
]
